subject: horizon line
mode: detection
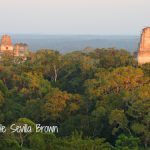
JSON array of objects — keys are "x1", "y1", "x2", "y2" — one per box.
[{"x1": 0, "y1": 33, "x2": 139, "y2": 36}]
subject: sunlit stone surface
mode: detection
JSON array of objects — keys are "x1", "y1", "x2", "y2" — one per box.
[
  {"x1": 138, "y1": 27, "x2": 150, "y2": 65},
  {"x1": 0, "y1": 35, "x2": 28, "y2": 57}
]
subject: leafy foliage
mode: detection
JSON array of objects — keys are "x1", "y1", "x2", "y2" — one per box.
[{"x1": 0, "y1": 48, "x2": 149, "y2": 149}]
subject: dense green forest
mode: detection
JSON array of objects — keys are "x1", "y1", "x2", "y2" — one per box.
[{"x1": 0, "y1": 48, "x2": 149, "y2": 150}]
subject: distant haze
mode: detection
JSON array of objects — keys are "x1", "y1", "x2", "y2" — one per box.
[
  {"x1": 0, "y1": 0, "x2": 150, "y2": 35},
  {"x1": 9, "y1": 35, "x2": 140, "y2": 53}
]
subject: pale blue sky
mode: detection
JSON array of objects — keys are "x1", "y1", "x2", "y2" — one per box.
[{"x1": 0, "y1": 0, "x2": 150, "y2": 35}]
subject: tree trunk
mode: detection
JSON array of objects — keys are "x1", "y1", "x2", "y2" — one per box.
[{"x1": 53, "y1": 64, "x2": 57, "y2": 82}]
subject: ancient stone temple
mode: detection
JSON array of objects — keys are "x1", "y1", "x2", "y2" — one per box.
[
  {"x1": 0, "y1": 35, "x2": 28, "y2": 57},
  {"x1": 0, "y1": 35, "x2": 14, "y2": 52},
  {"x1": 138, "y1": 27, "x2": 150, "y2": 65},
  {"x1": 14, "y1": 43, "x2": 28, "y2": 57}
]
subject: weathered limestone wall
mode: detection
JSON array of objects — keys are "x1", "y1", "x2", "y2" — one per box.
[
  {"x1": 0, "y1": 35, "x2": 28, "y2": 58},
  {"x1": 0, "y1": 35, "x2": 14, "y2": 52},
  {"x1": 138, "y1": 27, "x2": 150, "y2": 64},
  {"x1": 0, "y1": 45, "x2": 14, "y2": 51},
  {"x1": 138, "y1": 55, "x2": 150, "y2": 64},
  {"x1": 14, "y1": 43, "x2": 28, "y2": 57}
]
